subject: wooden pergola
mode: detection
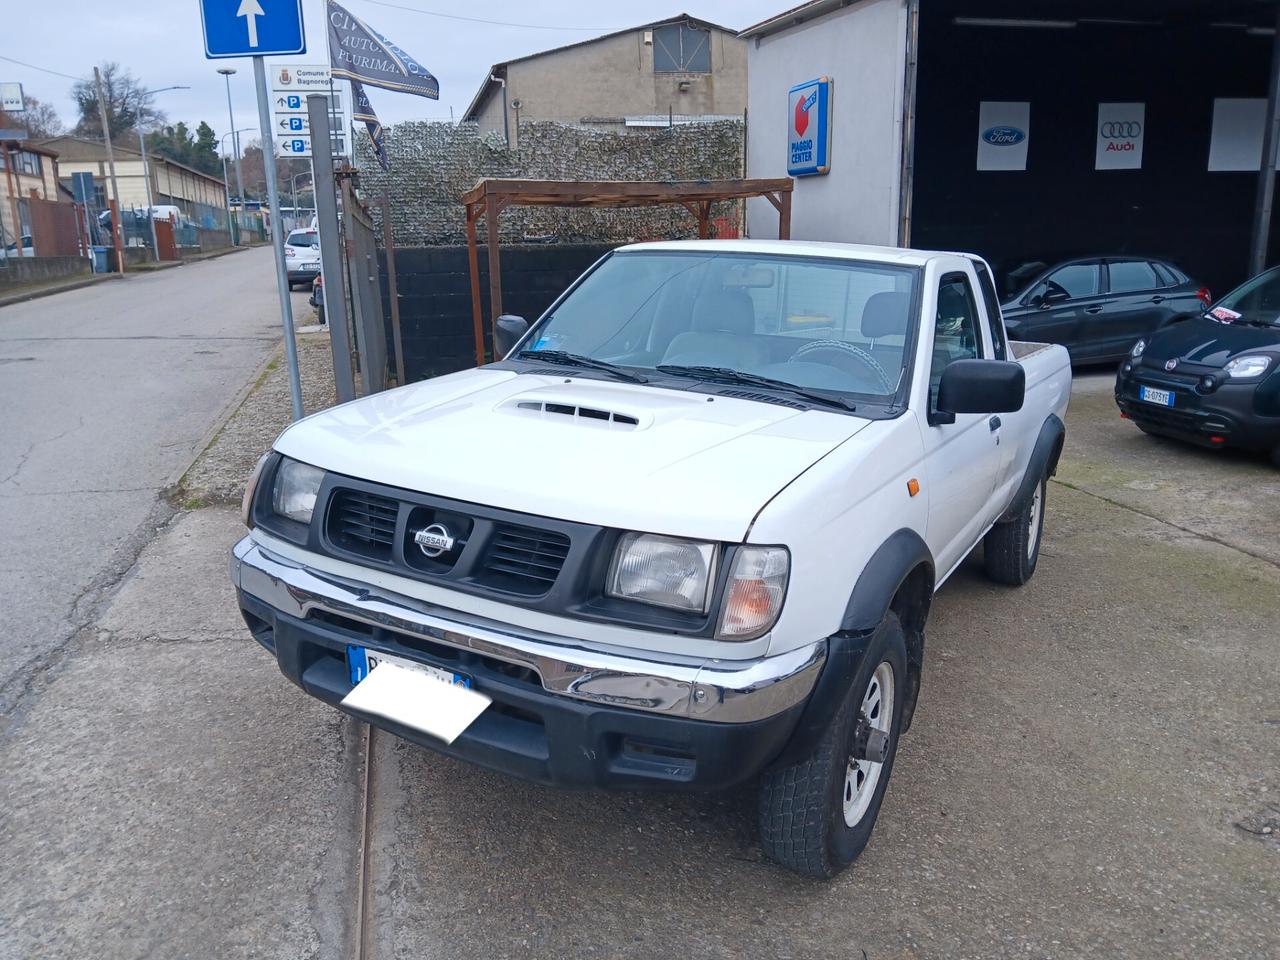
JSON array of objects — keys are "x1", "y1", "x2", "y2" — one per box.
[{"x1": 461, "y1": 177, "x2": 795, "y2": 366}]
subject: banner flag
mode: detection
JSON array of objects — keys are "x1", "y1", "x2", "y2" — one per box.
[
  {"x1": 352, "y1": 78, "x2": 390, "y2": 171},
  {"x1": 327, "y1": 0, "x2": 439, "y2": 99}
]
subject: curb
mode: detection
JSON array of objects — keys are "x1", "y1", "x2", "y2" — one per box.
[{"x1": 0, "y1": 274, "x2": 121, "y2": 308}]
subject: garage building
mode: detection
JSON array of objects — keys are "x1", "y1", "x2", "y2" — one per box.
[{"x1": 744, "y1": 0, "x2": 1280, "y2": 297}]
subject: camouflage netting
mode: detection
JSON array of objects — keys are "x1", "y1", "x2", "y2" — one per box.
[{"x1": 352, "y1": 120, "x2": 746, "y2": 247}]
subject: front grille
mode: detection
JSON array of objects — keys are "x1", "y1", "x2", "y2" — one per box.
[
  {"x1": 328, "y1": 488, "x2": 399, "y2": 561},
  {"x1": 479, "y1": 525, "x2": 572, "y2": 596}
]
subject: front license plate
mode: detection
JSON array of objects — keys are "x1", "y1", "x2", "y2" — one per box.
[
  {"x1": 1139, "y1": 385, "x2": 1173, "y2": 407},
  {"x1": 347, "y1": 645, "x2": 471, "y2": 689}
]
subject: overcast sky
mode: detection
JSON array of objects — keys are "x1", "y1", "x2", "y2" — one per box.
[{"x1": 1, "y1": 0, "x2": 785, "y2": 152}]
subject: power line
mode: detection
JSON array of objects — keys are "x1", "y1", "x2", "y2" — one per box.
[
  {"x1": 355, "y1": 0, "x2": 617, "y2": 31},
  {"x1": 0, "y1": 53, "x2": 83, "y2": 82}
]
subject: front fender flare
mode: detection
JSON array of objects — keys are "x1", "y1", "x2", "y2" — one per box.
[{"x1": 840, "y1": 528, "x2": 934, "y2": 634}]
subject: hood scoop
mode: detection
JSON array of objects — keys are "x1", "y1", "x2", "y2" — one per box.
[{"x1": 511, "y1": 399, "x2": 641, "y2": 428}]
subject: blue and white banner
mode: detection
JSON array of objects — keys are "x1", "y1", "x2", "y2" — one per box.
[
  {"x1": 327, "y1": 0, "x2": 439, "y2": 100},
  {"x1": 351, "y1": 79, "x2": 390, "y2": 171},
  {"x1": 976, "y1": 101, "x2": 1030, "y2": 171}
]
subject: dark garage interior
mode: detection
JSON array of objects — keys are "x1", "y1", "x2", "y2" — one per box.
[{"x1": 911, "y1": 0, "x2": 1280, "y2": 298}]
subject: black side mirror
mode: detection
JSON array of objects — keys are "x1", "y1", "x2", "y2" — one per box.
[
  {"x1": 1041, "y1": 288, "x2": 1070, "y2": 306},
  {"x1": 493, "y1": 315, "x2": 529, "y2": 359},
  {"x1": 936, "y1": 359, "x2": 1025, "y2": 420}
]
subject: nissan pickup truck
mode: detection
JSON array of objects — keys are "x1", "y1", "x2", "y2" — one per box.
[{"x1": 231, "y1": 240, "x2": 1071, "y2": 878}]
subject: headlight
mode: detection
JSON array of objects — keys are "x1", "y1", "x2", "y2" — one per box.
[
  {"x1": 716, "y1": 546, "x2": 789, "y2": 640},
  {"x1": 606, "y1": 533, "x2": 716, "y2": 613},
  {"x1": 1223, "y1": 355, "x2": 1273, "y2": 379},
  {"x1": 241, "y1": 452, "x2": 271, "y2": 528},
  {"x1": 1130, "y1": 339, "x2": 1146, "y2": 358},
  {"x1": 272, "y1": 457, "x2": 325, "y2": 524}
]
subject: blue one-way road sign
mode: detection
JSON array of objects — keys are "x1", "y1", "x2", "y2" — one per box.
[{"x1": 200, "y1": 0, "x2": 306, "y2": 59}]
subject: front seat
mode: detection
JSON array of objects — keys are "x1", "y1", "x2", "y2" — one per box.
[
  {"x1": 660, "y1": 289, "x2": 768, "y2": 369},
  {"x1": 860, "y1": 290, "x2": 912, "y2": 340}
]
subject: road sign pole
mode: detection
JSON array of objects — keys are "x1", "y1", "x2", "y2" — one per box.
[{"x1": 253, "y1": 56, "x2": 304, "y2": 422}]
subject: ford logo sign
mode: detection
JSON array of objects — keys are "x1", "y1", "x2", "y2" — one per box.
[{"x1": 982, "y1": 126, "x2": 1026, "y2": 146}]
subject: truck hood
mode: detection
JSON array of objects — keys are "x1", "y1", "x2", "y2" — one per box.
[
  {"x1": 275, "y1": 369, "x2": 872, "y2": 542},
  {"x1": 1144, "y1": 316, "x2": 1280, "y2": 367}
]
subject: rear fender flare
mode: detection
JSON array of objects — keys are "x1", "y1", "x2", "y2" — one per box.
[{"x1": 998, "y1": 414, "x2": 1065, "y2": 523}]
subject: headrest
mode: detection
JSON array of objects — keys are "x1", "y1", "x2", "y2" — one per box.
[
  {"x1": 691, "y1": 290, "x2": 756, "y2": 335},
  {"x1": 860, "y1": 291, "x2": 912, "y2": 339}
]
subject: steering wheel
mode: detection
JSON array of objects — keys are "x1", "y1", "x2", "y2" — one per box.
[{"x1": 789, "y1": 340, "x2": 892, "y2": 393}]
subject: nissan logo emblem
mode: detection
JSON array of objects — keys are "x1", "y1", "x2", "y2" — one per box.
[
  {"x1": 1100, "y1": 121, "x2": 1142, "y2": 139},
  {"x1": 1165, "y1": 359, "x2": 1178, "y2": 371},
  {"x1": 413, "y1": 523, "x2": 456, "y2": 558}
]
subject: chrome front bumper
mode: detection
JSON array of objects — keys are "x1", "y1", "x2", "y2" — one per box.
[{"x1": 231, "y1": 536, "x2": 826, "y2": 724}]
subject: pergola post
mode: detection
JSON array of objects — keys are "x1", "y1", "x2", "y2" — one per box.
[
  {"x1": 466, "y1": 203, "x2": 486, "y2": 367},
  {"x1": 485, "y1": 190, "x2": 504, "y2": 359},
  {"x1": 777, "y1": 190, "x2": 792, "y2": 240}
]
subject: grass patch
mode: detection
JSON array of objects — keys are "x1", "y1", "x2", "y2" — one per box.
[{"x1": 181, "y1": 494, "x2": 209, "y2": 511}]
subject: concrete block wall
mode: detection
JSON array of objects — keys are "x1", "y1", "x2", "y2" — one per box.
[
  {"x1": 380, "y1": 243, "x2": 613, "y2": 382},
  {"x1": 0, "y1": 255, "x2": 91, "y2": 289}
]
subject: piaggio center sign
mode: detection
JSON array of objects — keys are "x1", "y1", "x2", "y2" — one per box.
[{"x1": 788, "y1": 77, "x2": 833, "y2": 177}]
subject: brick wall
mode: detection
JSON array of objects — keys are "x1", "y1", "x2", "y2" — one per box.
[
  {"x1": 354, "y1": 119, "x2": 745, "y2": 247},
  {"x1": 381, "y1": 243, "x2": 612, "y2": 383}
]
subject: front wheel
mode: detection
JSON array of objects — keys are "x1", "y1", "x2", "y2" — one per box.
[
  {"x1": 758, "y1": 613, "x2": 907, "y2": 879},
  {"x1": 983, "y1": 474, "x2": 1046, "y2": 585}
]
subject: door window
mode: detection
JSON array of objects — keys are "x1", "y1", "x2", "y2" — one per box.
[
  {"x1": 930, "y1": 273, "x2": 983, "y2": 411},
  {"x1": 1107, "y1": 260, "x2": 1160, "y2": 294},
  {"x1": 974, "y1": 262, "x2": 1007, "y2": 360},
  {"x1": 1030, "y1": 263, "x2": 1100, "y2": 303}
]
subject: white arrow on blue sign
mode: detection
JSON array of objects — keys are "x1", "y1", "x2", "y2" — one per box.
[{"x1": 200, "y1": 0, "x2": 306, "y2": 59}]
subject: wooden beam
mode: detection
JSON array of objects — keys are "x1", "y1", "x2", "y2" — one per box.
[
  {"x1": 485, "y1": 196, "x2": 503, "y2": 358},
  {"x1": 777, "y1": 190, "x2": 792, "y2": 240},
  {"x1": 466, "y1": 211, "x2": 485, "y2": 368}
]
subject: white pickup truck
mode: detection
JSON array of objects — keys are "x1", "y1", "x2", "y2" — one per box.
[{"x1": 232, "y1": 240, "x2": 1071, "y2": 878}]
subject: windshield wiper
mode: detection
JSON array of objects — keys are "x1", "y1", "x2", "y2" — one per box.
[
  {"x1": 517, "y1": 349, "x2": 648, "y2": 383},
  {"x1": 655, "y1": 365, "x2": 858, "y2": 411}
]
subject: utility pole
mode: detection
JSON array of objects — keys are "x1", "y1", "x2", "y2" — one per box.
[
  {"x1": 94, "y1": 66, "x2": 125, "y2": 274},
  {"x1": 218, "y1": 68, "x2": 246, "y2": 217}
]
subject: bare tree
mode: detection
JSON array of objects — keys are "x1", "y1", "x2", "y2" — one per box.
[
  {"x1": 16, "y1": 96, "x2": 63, "y2": 139},
  {"x1": 72, "y1": 62, "x2": 166, "y2": 141}
]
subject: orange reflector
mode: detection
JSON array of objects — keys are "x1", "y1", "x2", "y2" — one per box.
[{"x1": 907, "y1": 478, "x2": 920, "y2": 497}]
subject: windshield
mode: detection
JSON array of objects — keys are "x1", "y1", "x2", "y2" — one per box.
[
  {"x1": 1211, "y1": 267, "x2": 1280, "y2": 326},
  {"x1": 286, "y1": 231, "x2": 319, "y2": 248},
  {"x1": 522, "y1": 251, "x2": 919, "y2": 399}
]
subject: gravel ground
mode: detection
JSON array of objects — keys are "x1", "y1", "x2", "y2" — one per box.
[{"x1": 177, "y1": 327, "x2": 340, "y2": 505}]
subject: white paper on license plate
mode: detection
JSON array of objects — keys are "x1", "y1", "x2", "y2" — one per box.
[
  {"x1": 341, "y1": 661, "x2": 490, "y2": 744},
  {"x1": 1140, "y1": 386, "x2": 1172, "y2": 406}
]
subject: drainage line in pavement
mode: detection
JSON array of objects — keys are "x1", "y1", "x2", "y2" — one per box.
[
  {"x1": 1050, "y1": 478, "x2": 1280, "y2": 571},
  {"x1": 354, "y1": 722, "x2": 377, "y2": 960}
]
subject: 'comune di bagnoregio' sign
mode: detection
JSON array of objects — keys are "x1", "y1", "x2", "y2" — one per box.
[{"x1": 788, "y1": 77, "x2": 833, "y2": 177}]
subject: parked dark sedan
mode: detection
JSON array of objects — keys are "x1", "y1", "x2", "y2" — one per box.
[
  {"x1": 1116, "y1": 265, "x2": 1280, "y2": 466},
  {"x1": 1003, "y1": 257, "x2": 1209, "y2": 363}
]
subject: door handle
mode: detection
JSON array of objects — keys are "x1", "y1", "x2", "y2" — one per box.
[
  {"x1": 989, "y1": 416, "x2": 1002, "y2": 432},
  {"x1": 1150, "y1": 295, "x2": 1166, "y2": 304},
  {"x1": 1084, "y1": 305, "x2": 1104, "y2": 314}
]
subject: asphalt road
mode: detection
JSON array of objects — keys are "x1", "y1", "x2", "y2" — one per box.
[
  {"x1": 2, "y1": 359, "x2": 1276, "y2": 959},
  {"x1": 0, "y1": 249, "x2": 284, "y2": 718}
]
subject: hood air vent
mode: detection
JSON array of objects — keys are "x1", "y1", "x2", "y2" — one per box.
[{"x1": 515, "y1": 400, "x2": 640, "y2": 427}]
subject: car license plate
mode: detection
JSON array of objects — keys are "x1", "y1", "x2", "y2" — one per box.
[
  {"x1": 1139, "y1": 386, "x2": 1173, "y2": 407},
  {"x1": 301, "y1": 262, "x2": 319, "y2": 271},
  {"x1": 347, "y1": 645, "x2": 471, "y2": 689}
]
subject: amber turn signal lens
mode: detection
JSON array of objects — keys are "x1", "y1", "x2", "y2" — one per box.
[{"x1": 907, "y1": 478, "x2": 920, "y2": 497}]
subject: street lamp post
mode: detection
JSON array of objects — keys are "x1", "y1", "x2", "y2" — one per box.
[
  {"x1": 220, "y1": 127, "x2": 251, "y2": 242},
  {"x1": 290, "y1": 172, "x2": 313, "y2": 226},
  {"x1": 218, "y1": 68, "x2": 246, "y2": 223},
  {"x1": 133, "y1": 85, "x2": 189, "y2": 263}
]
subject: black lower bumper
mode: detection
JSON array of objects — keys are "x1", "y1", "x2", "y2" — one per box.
[
  {"x1": 1115, "y1": 368, "x2": 1279, "y2": 453},
  {"x1": 239, "y1": 589, "x2": 809, "y2": 791}
]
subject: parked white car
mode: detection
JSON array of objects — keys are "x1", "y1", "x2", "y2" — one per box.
[
  {"x1": 284, "y1": 228, "x2": 320, "y2": 289},
  {"x1": 231, "y1": 239, "x2": 1071, "y2": 877}
]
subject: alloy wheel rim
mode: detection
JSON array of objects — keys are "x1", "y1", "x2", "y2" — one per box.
[{"x1": 843, "y1": 661, "x2": 894, "y2": 828}]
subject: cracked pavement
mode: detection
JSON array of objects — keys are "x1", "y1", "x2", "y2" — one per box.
[{"x1": 0, "y1": 247, "x2": 287, "y2": 719}]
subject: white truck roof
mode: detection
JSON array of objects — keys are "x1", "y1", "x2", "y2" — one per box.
[{"x1": 617, "y1": 238, "x2": 955, "y2": 268}]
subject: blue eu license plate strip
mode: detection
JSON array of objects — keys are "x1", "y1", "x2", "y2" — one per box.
[
  {"x1": 1139, "y1": 386, "x2": 1174, "y2": 407},
  {"x1": 347, "y1": 644, "x2": 471, "y2": 689}
]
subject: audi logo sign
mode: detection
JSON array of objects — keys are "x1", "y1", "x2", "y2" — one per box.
[{"x1": 1100, "y1": 121, "x2": 1142, "y2": 139}]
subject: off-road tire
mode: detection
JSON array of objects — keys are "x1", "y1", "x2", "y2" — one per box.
[
  {"x1": 983, "y1": 474, "x2": 1046, "y2": 586},
  {"x1": 757, "y1": 613, "x2": 908, "y2": 879}
]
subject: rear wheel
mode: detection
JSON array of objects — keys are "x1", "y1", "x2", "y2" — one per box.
[
  {"x1": 983, "y1": 474, "x2": 1046, "y2": 586},
  {"x1": 757, "y1": 613, "x2": 907, "y2": 879}
]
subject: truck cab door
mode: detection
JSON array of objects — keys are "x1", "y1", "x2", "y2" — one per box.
[{"x1": 919, "y1": 270, "x2": 1001, "y2": 578}]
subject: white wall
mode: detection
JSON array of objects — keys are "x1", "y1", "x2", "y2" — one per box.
[{"x1": 745, "y1": 0, "x2": 908, "y2": 245}]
